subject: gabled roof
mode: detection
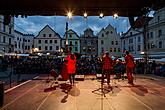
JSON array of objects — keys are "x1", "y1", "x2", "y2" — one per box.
[
  {"x1": 35, "y1": 25, "x2": 61, "y2": 38},
  {"x1": 63, "y1": 29, "x2": 79, "y2": 38},
  {"x1": 121, "y1": 27, "x2": 143, "y2": 39},
  {"x1": 14, "y1": 30, "x2": 24, "y2": 35}
]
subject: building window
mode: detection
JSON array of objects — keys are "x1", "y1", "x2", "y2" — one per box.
[
  {"x1": 101, "y1": 40, "x2": 104, "y2": 45},
  {"x1": 56, "y1": 46, "x2": 59, "y2": 50},
  {"x1": 28, "y1": 40, "x2": 30, "y2": 42},
  {"x1": 25, "y1": 46, "x2": 27, "y2": 50},
  {"x1": 38, "y1": 40, "x2": 41, "y2": 44},
  {"x1": 111, "y1": 41, "x2": 114, "y2": 45},
  {"x1": 43, "y1": 34, "x2": 46, "y2": 37},
  {"x1": 118, "y1": 48, "x2": 120, "y2": 52},
  {"x1": 54, "y1": 40, "x2": 57, "y2": 43},
  {"x1": 115, "y1": 41, "x2": 118, "y2": 45},
  {"x1": 49, "y1": 34, "x2": 51, "y2": 37},
  {"x1": 148, "y1": 43, "x2": 150, "y2": 50},
  {"x1": 157, "y1": 16, "x2": 160, "y2": 21},
  {"x1": 69, "y1": 34, "x2": 72, "y2": 38},
  {"x1": 158, "y1": 30, "x2": 162, "y2": 37},
  {"x1": 45, "y1": 46, "x2": 48, "y2": 50},
  {"x1": 138, "y1": 36, "x2": 141, "y2": 42},
  {"x1": 49, "y1": 46, "x2": 52, "y2": 50},
  {"x1": 28, "y1": 46, "x2": 30, "y2": 50},
  {"x1": 130, "y1": 32, "x2": 132, "y2": 36},
  {"x1": 3, "y1": 25, "x2": 5, "y2": 32},
  {"x1": 70, "y1": 41, "x2": 73, "y2": 46},
  {"x1": 3, "y1": 36, "x2": 5, "y2": 43},
  {"x1": 75, "y1": 47, "x2": 78, "y2": 51},
  {"x1": 137, "y1": 45, "x2": 141, "y2": 51},
  {"x1": 150, "y1": 32, "x2": 153, "y2": 38},
  {"x1": 159, "y1": 41, "x2": 162, "y2": 48},
  {"x1": 9, "y1": 38, "x2": 11, "y2": 45},
  {"x1": 101, "y1": 47, "x2": 104, "y2": 52},
  {"x1": 106, "y1": 31, "x2": 109, "y2": 35},
  {"x1": 110, "y1": 31, "x2": 113, "y2": 34},
  {"x1": 75, "y1": 41, "x2": 78, "y2": 45},
  {"x1": 50, "y1": 40, "x2": 52, "y2": 43},
  {"x1": 114, "y1": 48, "x2": 116, "y2": 52},
  {"x1": 9, "y1": 28, "x2": 11, "y2": 34},
  {"x1": 102, "y1": 33, "x2": 104, "y2": 37},
  {"x1": 45, "y1": 40, "x2": 48, "y2": 43},
  {"x1": 129, "y1": 38, "x2": 133, "y2": 44},
  {"x1": 64, "y1": 41, "x2": 66, "y2": 45},
  {"x1": 123, "y1": 40, "x2": 125, "y2": 45},
  {"x1": 39, "y1": 46, "x2": 41, "y2": 50},
  {"x1": 110, "y1": 48, "x2": 112, "y2": 52}
]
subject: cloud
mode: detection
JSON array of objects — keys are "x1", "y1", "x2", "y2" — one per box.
[{"x1": 14, "y1": 16, "x2": 130, "y2": 37}]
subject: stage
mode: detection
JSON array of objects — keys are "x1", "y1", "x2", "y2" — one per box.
[{"x1": 1, "y1": 74, "x2": 165, "y2": 110}]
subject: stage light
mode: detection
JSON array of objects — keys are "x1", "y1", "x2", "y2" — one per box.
[
  {"x1": 84, "y1": 13, "x2": 87, "y2": 18},
  {"x1": 99, "y1": 13, "x2": 104, "y2": 18},
  {"x1": 67, "y1": 11, "x2": 72, "y2": 19},
  {"x1": 113, "y1": 13, "x2": 118, "y2": 19}
]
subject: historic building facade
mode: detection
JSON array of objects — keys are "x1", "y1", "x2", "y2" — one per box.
[
  {"x1": 14, "y1": 30, "x2": 24, "y2": 53},
  {"x1": 34, "y1": 25, "x2": 61, "y2": 54},
  {"x1": 121, "y1": 27, "x2": 144, "y2": 58},
  {"x1": 23, "y1": 34, "x2": 34, "y2": 54},
  {"x1": 147, "y1": 7, "x2": 165, "y2": 58},
  {"x1": 0, "y1": 15, "x2": 14, "y2": 54},
  {"x1": 62, "y1": 29, "x2": 80, "y2": 53},
  {"x1": 80, "y1": 28, "x2": 98, "y2": 57},
  {"x1": 14, "y1": 30, "x2": 34, "y2": 54},
  {"x1": 97, "y1": 24, "x2": 122, "y2": 57}
]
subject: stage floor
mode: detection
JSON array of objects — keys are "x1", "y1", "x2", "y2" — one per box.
[{"x1": 1, "y1": 74, "x2": 165, "y2": 110}]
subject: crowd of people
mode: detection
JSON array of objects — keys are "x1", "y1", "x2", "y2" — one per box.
[{"x1": 0, "y1": 51, "x2": 165, "y2": 85}]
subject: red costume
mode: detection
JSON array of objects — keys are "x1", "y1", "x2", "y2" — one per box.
[
  {"x1": 66, "y1": 55, "x2": 76, "y2": 74},
  {"x1": 102, "y1": 54, "x2": 113, "y2": 85},
  {"x1": 125, "y1": 54, "x2": 135, "y2": 84}
]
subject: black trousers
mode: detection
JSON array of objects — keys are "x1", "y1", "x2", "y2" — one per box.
[
  {"x1": 102, "y1": 69, "x2": 112, "y2": 85},
  {"x1": 69, "y1": 74, "x2": 75, "y2": 84}
]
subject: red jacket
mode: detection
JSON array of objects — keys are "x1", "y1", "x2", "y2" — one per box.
[
  {"x1": 102, "y1": 56, "x2": 113, "y2": 70},
  {"x1": 125, "y1": 54, "x2": 135, "y2": 68},
  {"x1": 66, "y1": 55, "x2": 76, "y2": 74}
]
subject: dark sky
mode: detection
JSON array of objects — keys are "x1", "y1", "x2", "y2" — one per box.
[{"x1": 14, "y1": 16, "x2": 130, "y2": 37}]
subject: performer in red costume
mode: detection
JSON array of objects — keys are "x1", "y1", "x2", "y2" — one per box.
[
  {"x1": 65, "y1": 53, "x2": 76, "y2": 85},
  {"x1": 125, "y1": 51, "x2": 135, "y2": 85},
  {"x1": 102, "y1": 51, "x2": 113, "y2": 86}
]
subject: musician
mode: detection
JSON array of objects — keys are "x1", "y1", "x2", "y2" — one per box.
[
  {"x1": 125, "y1": 50, "x2": 135, "y2": 85},
  {"x1": 65, "y1": 53, "x2": 77, "y2": 85},
  {"x1": 102, "y1": 51, "x2": 113, "y2": 86}
]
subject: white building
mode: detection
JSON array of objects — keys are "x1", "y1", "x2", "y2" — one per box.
[
  {"x1": 23, "y1": 34, "x2": 34, "y2": 54},
  {"x1": 147, "y1": 7, "x2": 165, "y2": 58},
  {"x1": 121, "y1": 27, "x2": 144, "y2": 58},
  {"x1": 14, "y1": 30, "x2": 34, "y2": 54},
  {"x1": 0, "y1": 15, "x2": 14, "y2": 54},
  {"x1": 97, "y1": 24, "x2": 122, "y2": 57},
  {"x1": 34, "y1": 25, "x2": 61, "y2": 54},
  {"x1": 14, "y1": 30, "x2": 24, "y2": 53},
  {"x1": 62, "y1": 29, "x2": 80, "y2": 53}
]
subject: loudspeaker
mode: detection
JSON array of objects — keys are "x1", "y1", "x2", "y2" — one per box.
[{"x1": 4, "y1": 15, "x2": 11, "y2": 25}]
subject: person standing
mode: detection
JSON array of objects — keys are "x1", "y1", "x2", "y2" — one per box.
[
  {"x1": 125, "y1": 51, "x2": 135, "y2": 85},
  {"x1": 66, "y1": 53, "x2": 76, "y2": 85},
  {"x1": 102, "y1": 51, "x2": 113, "y2": 86}
]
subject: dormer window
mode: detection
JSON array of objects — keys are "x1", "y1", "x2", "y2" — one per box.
[{"x1": 43, "y1": 34, "x2": 46, "y2": 37}]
